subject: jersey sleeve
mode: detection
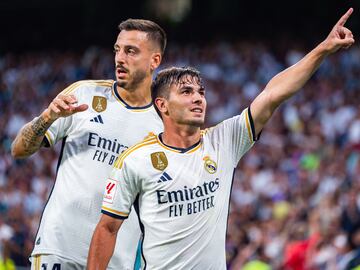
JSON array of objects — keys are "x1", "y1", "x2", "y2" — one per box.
[
  {"x1": 101, "y1": 159, "x2": 140, "y2": 220},
  {"x1": 209, "y1": 107, "x2": 258, "y2": 167},
  {"x1": 43, "y1": 82, "x2": 84, "y2": 146},
  {"x1": 44, "y1": 117, "x2": 72, "y2": 147}
]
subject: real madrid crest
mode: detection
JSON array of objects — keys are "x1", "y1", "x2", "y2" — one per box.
[
  {"x1": 92, "y1": 96, "x2": 107, "y2": 112},
  {"x1": 151, "y1": 152, "x2": 168, "y2": 171},
  {"x1": 203, "y1": 156, "x2": 217, "y2": 174}
]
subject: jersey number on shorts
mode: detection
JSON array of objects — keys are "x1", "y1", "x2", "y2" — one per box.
[{"x1": 41, "y1": 263, "x2": 61, "y2": 270}]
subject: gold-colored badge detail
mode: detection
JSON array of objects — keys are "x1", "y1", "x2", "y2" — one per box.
[
  {"x1": 203, "y1": 156, "x2": 217, "y2": 174},
  {"x1": 151, "y1": 152, "x2": 168, "y2": 171},
  {"x1": 92, "y1": 96, "x2": 107, "y2": 112}
]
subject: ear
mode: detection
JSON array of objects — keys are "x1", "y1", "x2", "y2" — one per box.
[
  {"x1": 154, "y1": 97, "x2": 168, "y2": 115},
  {"x1": 150, "y1": 53, "x2": 162, "y2": 71}
]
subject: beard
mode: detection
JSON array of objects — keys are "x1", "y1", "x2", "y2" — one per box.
[{"x1": 117, "y1": 69, "x2": 147, "y2": 91}]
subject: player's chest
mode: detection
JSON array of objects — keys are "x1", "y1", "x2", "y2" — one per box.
[
  {"x1": 140, "y1": 148, "x2": 230, "y2": 219},
  {"x1": 142, "y1": 146, "x2": 229, "y2": 193},
  {"x1": 71, "y1": 102, "x2": 160, "y2": 144}
]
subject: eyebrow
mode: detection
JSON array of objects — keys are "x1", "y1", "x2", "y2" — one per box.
[
  {"x1": 113, "y1": 44, "x2": 140, "y2": 51},
  {"x1": 179, "y1": 85, "x2": 205, "y2": 91},
  {"x1": 180, "y1": 86, "x2": 193, "y2": 90}
]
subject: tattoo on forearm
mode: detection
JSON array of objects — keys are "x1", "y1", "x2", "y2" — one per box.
[
  {"x1": 13, "y1": 116, "x2": 51, "y2": 156},
  {"x1": 31, "y1": 116, "x2": 50, "y2": 136}
]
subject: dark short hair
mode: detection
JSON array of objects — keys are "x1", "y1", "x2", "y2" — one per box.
[
  {"x1": 151, "y1": 66, "x2": 202, "y2": 118},
  {"x1": 118, "y1": 19, "x2": 167, "y2": 56}
]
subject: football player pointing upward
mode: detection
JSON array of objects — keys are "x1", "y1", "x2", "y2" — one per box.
[
  {"x1": 11, "y1": 19, "x2": 166, "y2": 269},
  {"x1": 87, "y1": 9, "x2": 354, "y2": 270}
]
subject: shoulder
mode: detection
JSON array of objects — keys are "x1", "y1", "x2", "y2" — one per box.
[
  {"x1": 206, "y1": 108, "x2": 250, "y2": 132},
  {"x1": 113, "y1": 133, "x2": 159, "y2": 169},
  {"x1": 201, "y1": 108, "x2": 254, "y2": 140},
  {"x1": 60, "y1": 80, "x2": 114, "y2": 95}
]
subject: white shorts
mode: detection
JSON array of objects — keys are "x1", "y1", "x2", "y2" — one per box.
[{"x1": 30, "y1": 254, "x2": 84, "y2": 270}]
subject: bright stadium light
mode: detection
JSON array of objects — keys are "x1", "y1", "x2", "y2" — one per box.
[{"x1": 145, "y1": 0, "x2": 191, "y2": 22}]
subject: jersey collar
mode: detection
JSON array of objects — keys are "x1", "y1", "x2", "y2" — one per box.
[
  {"x1": 112, "y1": 81, "x2": 153, "y2": 111},
  {"x1": 157, "y1": 133, "x2": 202, "y2": 154}
]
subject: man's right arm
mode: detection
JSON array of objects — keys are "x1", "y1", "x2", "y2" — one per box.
[
  {"x1": 11, "y1": 93, "x2": 88, "y2": 159},
  {"x1": 11, "y1": 110, "x2": 55, "y2": 158},
  {"x1": 250, "y1": 8, "x2": 354, "y2": 138},
  {"x1": 87, "y1": 214, "x2": 124, "y2": 270}
]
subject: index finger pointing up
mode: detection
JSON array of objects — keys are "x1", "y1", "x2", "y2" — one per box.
[{"x1": 337, "y1": 8, "x2": 353, "y2": 27}]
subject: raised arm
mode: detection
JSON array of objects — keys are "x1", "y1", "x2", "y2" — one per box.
[
  {"x1": 87, "y1": 214, "x2": 123, "y2": 270},
  {"x1": 11, "y1": 94, "x2": 88, "y2": 158},
  {"x1": 250, "y1": 8, "x2": 355, "y2": 137}
]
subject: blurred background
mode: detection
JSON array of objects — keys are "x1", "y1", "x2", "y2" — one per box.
[{"x1": 1, "y1": 0, "x2": 360, "y2": 269}]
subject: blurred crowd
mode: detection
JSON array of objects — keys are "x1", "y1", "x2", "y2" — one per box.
[{"x1": 1, "y1": 41, "x2": 360, "y2": 269}]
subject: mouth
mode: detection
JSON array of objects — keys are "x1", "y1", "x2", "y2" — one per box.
[
  {"x1": 190, "y1": 108, "x2": 203, "y2": 113},
  {"x1": 116, "y1": 66, "x2": 128, "y2": 78}
]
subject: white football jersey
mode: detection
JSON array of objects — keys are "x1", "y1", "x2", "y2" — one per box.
[
  {"x1": 102, "y1": 108, "x2": 256, "y2": 270},
  {"x1": 32, "y1": 80, "x2": 163, "y2": 269}
]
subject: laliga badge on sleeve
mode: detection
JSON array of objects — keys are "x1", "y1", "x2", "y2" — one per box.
[
  {"x1": 92, "y1": 96, "x2": 107, "y2": 112},
  {"x1": 103, "y1": 178, "x2": 117, "y2": 204},
  {"x1": 151, "y1": 152, "x2": 168, "y2": 171}
]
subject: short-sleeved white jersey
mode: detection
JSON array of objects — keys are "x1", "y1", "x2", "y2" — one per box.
[
  {"x1": 32, "y1": 80, "x2": 163, "y2": 268},
  {"x1": 102, "y1": 108, "x2": 256, "y2": 270}
]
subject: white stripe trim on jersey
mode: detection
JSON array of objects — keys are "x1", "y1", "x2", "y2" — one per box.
[
  {"x1": 44, "y1": 131, "x2": 53, "y2": 146},
  {"x1": 62, "y1": 80, "x2": 113, "y2": 96},
  {"x1": 114, "y1": 137, "x2": 157, "y2": 169},
  {"x1": 35, "y1": 254, "x2": 41, "y2": 270},
  {"x1": 246, "y1": 106, "x2": 259, "y2": 142},
  {"x1": 245, "y1": 108, "x2": 254, "y2": 143},
  {"x1": 101, "y1": 206, "x2": 129, "y2": 218}
]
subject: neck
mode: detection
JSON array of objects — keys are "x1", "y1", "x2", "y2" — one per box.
[
  {"x1": 162, "y1": 124, "x2": 201, "y2": 149},
  {"x1": 116, "y1": 76, "x2": 152, "y2": 107}
]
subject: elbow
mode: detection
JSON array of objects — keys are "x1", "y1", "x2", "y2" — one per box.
[
  {"x1": 267, "y1": 90, "x2": 285, "y2": 112},
  {"x1": 11, "y1": 143, "x2": 27, "y2": 159}
]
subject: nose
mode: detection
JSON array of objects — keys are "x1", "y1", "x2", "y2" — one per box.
[
  {"x1": 115, "y1": 49, "x2": 126, "y2": 65},
  {"x1": 193, "y1": 91, "x2": 203, "y2": 104}
]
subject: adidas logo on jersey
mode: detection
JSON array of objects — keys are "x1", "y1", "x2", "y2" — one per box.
[
  {"x1": 90, "y1": 115, "x2": 104, "y2": 124},
  {"x1": 157, "y1": 172, "x2": 172, "y2": 183}
]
